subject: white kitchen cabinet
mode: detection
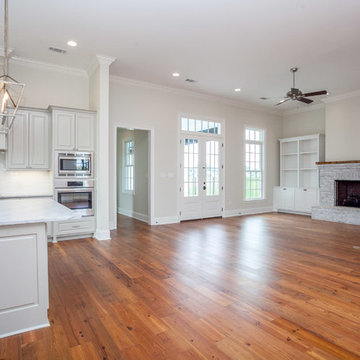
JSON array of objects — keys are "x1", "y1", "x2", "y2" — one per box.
[
  {"x1": 52, "y1": 216, "x2": 95, "y2": 242},
  {"x1": 52, "y1": 108, "x2": 96, "y2": 151},
  {"x1": 52, "y1": 111, "x2": 75, "y2": 151},
  {"x1": 7, "y1": 110, "x2": 50, "y2": 170},
  {"x1": 76, "y1": 113, "x2": 95, "y2": 151},
  {"x1": 28, "y1": 112, "x2": 50, "y2": 169}
]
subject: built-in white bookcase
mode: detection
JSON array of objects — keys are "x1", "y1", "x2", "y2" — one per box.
[
  {"x1": 280, "y1": 134, "x2": 325, "y2": 188},
  {"x1": 275, "y1": 134, "x2": 325, "y2": 214}
]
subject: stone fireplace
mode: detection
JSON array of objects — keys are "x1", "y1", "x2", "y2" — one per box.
[{"x1": 312, "y1": 161, "x2": 360, "y2": 225}]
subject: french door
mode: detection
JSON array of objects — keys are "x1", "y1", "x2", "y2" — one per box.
[{"x1": 180, "y1": 135, "x2": 223, "y2": 220}]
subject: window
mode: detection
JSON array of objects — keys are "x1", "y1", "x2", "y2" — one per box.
[
  {"x1": 181, "y1": 117, "x2": 221, "y2": 135},
  {"x1": 245, "y1": 128, "x2": 264, "y2": 200},
  {"x1": 123, "y1": 140, "x2": 134, "y2": 193}
]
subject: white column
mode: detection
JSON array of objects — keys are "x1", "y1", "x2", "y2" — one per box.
[{"x1": 88, "y1": 55, "x2": 115, "y2": 240}]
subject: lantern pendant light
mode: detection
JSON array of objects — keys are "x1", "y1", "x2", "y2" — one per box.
[{"x1": 0, "y1": 0, "x2": 25, "y2": 132}]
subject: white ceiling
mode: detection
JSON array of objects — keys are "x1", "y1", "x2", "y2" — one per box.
[{"x1": 7, "y1": 0, "x2": 360, "y2": 109}]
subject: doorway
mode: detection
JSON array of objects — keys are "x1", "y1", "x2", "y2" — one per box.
[
  {"x1": 179, "y1": 117, "x2": 224, "y2": 221},
  {"x1": 116, "y1": 128, "x2": 150, "y2": 223}
]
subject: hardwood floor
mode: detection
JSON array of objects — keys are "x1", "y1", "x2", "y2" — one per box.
[{"x1": 1, "y1": 213, "x2": 360, "y2": 359}]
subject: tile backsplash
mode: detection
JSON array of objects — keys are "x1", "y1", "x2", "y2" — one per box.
[{"x1": 0, "y1": 153, "x2": 53, "y2": 197}]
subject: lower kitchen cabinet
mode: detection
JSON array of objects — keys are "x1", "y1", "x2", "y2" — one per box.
[
  {"x1": 52, "y1": 216, "x2": 95, "y2": 242},
  {"x1": 273, "y1": 187, "x2": 318, "y2": 214}
]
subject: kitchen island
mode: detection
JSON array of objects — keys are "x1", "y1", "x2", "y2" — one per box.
[{"x1": 0, "y1": 198, "x2": 78, "y2": 339}]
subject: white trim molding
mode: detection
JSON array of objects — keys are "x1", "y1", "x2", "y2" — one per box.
[
  {"x1": 117, "y1": 208, "x2": 148, "y2": 223},
  {"x1": 153, "y1": 216, "x2": 180, "y2": 225},
  {"x1": 94, "y1": 229, "x2": 111, "y2": 241},
  {"x1": 321, "y1": 89, "x2": 360, "y2": 104},
  {"x1": 223, "y1": 206, "x2": 273, "y2": 218},
  {"x1": 10, "y1": 56, "x2": 88, "y2": 78}
]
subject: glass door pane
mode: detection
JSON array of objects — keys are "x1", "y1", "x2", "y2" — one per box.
[
  {"x1": 205, "y1": 140, "x2": 219, "y2": 196},
  {"x1": 183, "y1": 138, "x2": 199, "y2": 197}
]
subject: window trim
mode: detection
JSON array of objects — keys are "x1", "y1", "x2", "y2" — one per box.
[
  {"x1": 244, "y1": 126, "x2": 266, "y2": 201},
  {"x1": 123, "y1": 139, "x2": 135, "y2": 194}
]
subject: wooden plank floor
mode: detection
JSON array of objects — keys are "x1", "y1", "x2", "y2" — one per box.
[{"x1": 1, "y1": 213, "x2": 360, "y2": 359}]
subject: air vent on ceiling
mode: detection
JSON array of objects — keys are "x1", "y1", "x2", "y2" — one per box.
[
  {"x1": 49, "y1": 47, "x2": 67, "y2": 54},
  {"x1": 185, "y1": 78, "x2": 196, "y2": 83}
]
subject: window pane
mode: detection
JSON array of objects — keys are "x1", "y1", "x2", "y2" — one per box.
[
  {"x1": 245, "y1": 128, "x2": 264, "y2": 200},
  {"x1": 181, "y1": 118, "x2": 188, "y2": 131},
  {"x1": 189, "y1": 119, "x2": 195, "y2": 132},
  {"x1": 196, "y1": 120, "x2": 202, "y2": 132}
]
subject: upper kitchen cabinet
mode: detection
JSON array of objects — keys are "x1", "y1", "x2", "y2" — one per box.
[
  {"x1": 52, "y1": 107, "x2": 96, "y2": 151},
  {"x1": 7, "y1": 109, "x2": 50, "y2": 170}
]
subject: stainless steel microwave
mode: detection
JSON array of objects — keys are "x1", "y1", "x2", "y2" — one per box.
[{"x1": 55, "y1": 151, "x2": 93, "y2": 178}]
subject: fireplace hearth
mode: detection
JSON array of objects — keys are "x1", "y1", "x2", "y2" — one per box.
[
  {"x1": 312, "y1": 161, "x2": 360, "y2": 225},
  {"x1": 336, "y1": 180, "x2": 360, "y2": 208}
]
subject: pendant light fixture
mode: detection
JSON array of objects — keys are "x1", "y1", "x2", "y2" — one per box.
[{"x1": 0, "y1": 0, "x2": 25, "y2": 132}]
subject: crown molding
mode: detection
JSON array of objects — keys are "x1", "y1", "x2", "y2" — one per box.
[
  {"x1": 8, "y1": 56, "x2": 88, "y2": 78},
  {"x1": 110, "y1": 75, "x2": 282, "y2": 116},
  {"x1": 282, "y1": 103, "x2": 325, "y2": 117},
  {"x1": 321, "y1": 89, "x2": 360, "y2": 104}
]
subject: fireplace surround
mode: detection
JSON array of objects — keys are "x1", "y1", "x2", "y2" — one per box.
[{"x1": 312, "y1": 161, "x2": 360, "y2": 225}]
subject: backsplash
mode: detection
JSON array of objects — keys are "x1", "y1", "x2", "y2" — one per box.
[{"x1": 0, "y1": 153, "x2": 53, "y2": 197}]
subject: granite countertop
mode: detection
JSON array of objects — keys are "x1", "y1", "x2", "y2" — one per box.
[{"x1": 0, "y1": 198, "x2": 79, "y2": 226}]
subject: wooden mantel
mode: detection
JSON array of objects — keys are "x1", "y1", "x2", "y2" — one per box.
[{"x1": 316, "y1": 160, "x2": 360, "y2": 165}]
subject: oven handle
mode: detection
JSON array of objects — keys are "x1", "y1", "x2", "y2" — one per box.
[{"x1": 55, "y1": 188, "x2": 94, "y2": 193}]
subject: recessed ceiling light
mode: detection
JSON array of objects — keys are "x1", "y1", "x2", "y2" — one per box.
[
  {"x1": 67, "y1": 40, "x2": 77, "y2": 47},
  {"x1": 172, "y1": 72, "x2": 180, "y2": 77},
  {"x1": 234, "y1": 88, "x2": 241, "y2": 92}
]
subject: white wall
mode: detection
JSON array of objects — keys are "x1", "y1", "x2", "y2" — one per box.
[
  {"x1": 109, "y1": 78, "x2": 282, "y2": 223},
  {"x1": 282, "y1": 107, "x2": 325, "y2": 138},
  {"x1": 325, "y1": 95, "x2": 360, "y2": 161},
  {"x1": 0, "y1": 61, "x2": 89, "y2": 198},
  {"x1": 116, "y1": 128, "x2": 148, "y2": 220}
]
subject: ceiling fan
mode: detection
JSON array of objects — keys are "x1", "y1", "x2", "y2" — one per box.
[{"x1": 264, "y1": 67, "x2": 328, "y2": 106}]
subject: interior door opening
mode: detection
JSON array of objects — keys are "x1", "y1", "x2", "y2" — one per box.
[{"x1": 116, "y1": 128, "x2": 150, "y2": 224}]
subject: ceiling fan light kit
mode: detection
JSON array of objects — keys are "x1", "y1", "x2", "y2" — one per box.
[
  {"x1": 265, "y1": 67, "x2": 327, "y2": 106},
  {"x1": 0, "y1": 0, "x2": 25, "y2": 132}
]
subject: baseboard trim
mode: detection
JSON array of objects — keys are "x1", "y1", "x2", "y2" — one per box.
[
  {"x1": 117, "y1": 207, "x2": 148, "y2": 223},
  {"x1": 0, "y1": 322, "x2": 50, "y2": 339},
  {"x1": 94, "y1": 229, "x2": 111, "y2": 241},
  {"x1": 153, "y1": 216, "x2": 180, "y2": 225},
  {"x1": 223, "y1": 206, "x2": 273, "y2": 218}
]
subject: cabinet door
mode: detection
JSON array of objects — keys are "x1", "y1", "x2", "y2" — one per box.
[
  {"x1": 28, "y1": 112, "x2": 50, "y2": 169},
  {"x1": 53, "y1": 111, "x2": 75, "y2": 150},
  {"x1": 277, "y1": 187, "x2": 295, "y2": 210},
  {"x1": 295, "y1": 188, "x2": 318, "y2": 213},
  {"x1": 75, "y1": 113, "x2": 95, "y2": 151},
  {"x1": 6, "y1": 111, "x2": 28, "y2": 169}
]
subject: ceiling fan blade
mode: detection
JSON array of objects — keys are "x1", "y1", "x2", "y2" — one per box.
[
  {"x1": 303, "y1": 90, "x2": 327, "y2": 97},
  {"x1": 297, "y1": 97, "x2": 313, "y2": 104},
  {"x1": 275, "y1": 98, "x2": 290, "y2": 106}
]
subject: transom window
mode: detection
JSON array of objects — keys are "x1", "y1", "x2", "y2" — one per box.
[
  {"x1": 123, "y1": 140, "x2": 134, "y2": 193},
  {"x1": 245, "y1": 128, "x2": 264, "y2": 201},
  {"x1": 181, "y1": 117, "x2": 221, "y2": 135}
]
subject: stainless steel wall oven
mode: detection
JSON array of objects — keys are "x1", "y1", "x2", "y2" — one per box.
[{"x1": 54, "y1": 179, "x2": 94, "y2": 216}]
